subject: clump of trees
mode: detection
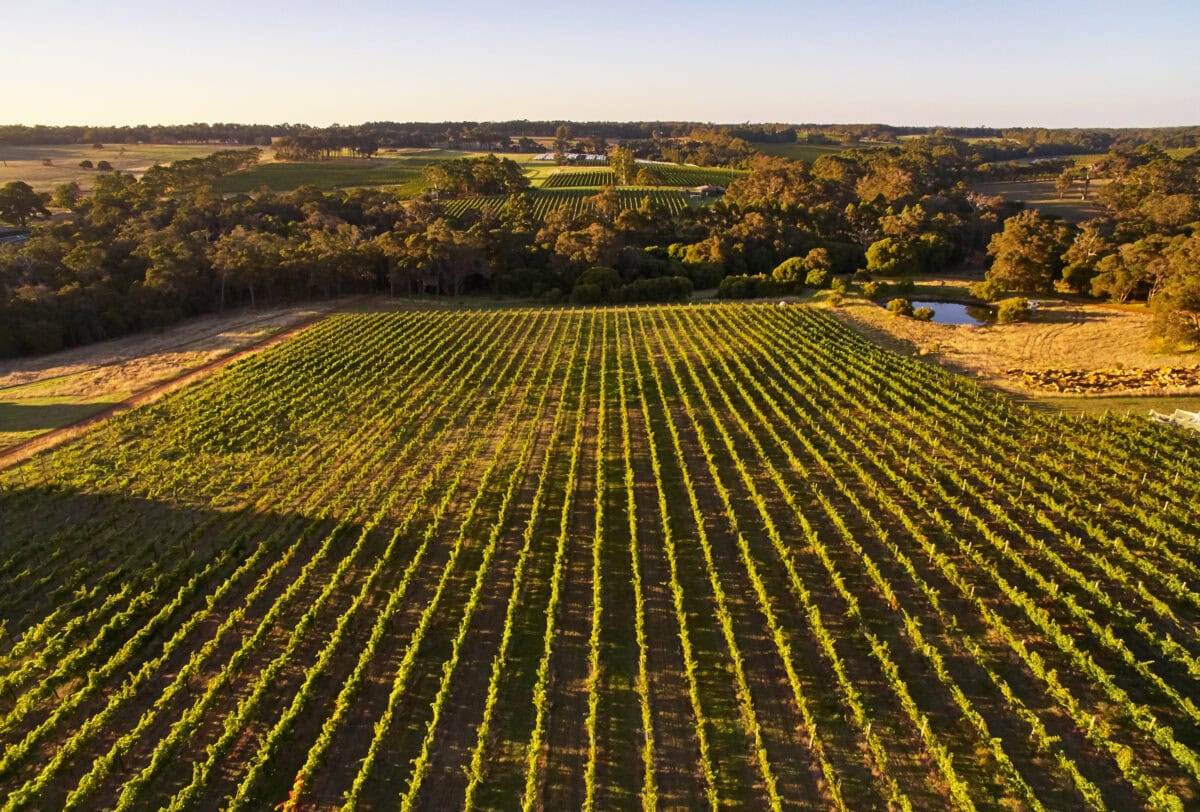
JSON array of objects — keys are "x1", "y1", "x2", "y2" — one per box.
[
  {"x1": 971, "y1": 145, "x2": 1200, "y2": 342},
  {"x1": 421, "y1": 154, "x2": 529, "y2": 197},
  {"x1": 0, "y1": 182, "x2": 48, "y2": 226}
]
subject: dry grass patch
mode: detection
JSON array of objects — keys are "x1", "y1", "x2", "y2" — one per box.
[{"x1": 832, "y1": 296, "x2": 1198, "y2": 396}]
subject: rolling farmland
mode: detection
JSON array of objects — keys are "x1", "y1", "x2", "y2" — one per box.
[{"x1": 1, "y1": 304, "x2": 1199, "y2": 810}]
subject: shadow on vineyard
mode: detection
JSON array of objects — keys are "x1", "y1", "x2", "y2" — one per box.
[{"x1": 0, "y1": 485, "x2": 360, "y2": 634}]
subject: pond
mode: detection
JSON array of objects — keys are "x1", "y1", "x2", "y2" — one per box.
[{"x1": 908, "y1": 300, "x2": 996, "y2": 326}]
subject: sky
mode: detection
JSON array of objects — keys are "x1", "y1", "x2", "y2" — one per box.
[{"x1": 4, "y1": 0, "x2": 1199, "y2": 129}]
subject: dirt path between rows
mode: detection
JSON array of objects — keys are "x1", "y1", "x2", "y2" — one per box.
[{"x1": 0, "y1": 310, "x2": 336, "y2": 472}]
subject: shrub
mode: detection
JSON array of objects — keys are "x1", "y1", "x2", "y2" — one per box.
[
  {"x1": 887, "y1": 298, "x2": 914, "y2": 317},
  {"x1": 772, "y1": 256, "x2": 806, "y2": 286},
  {"x1": 971, "y1": 278, "x2": 1004, "y2": 301},
  {"x1": 78, "y1": 159, "x2": 94, "y2": 170},
  {"x1": 828, "y1": 291, "x2": 844, "y2": 307},
  {"x1": 805, "y1": 268, "x2": 829, "y2": 289},
  {"x1": 861, "y1": 281, "x2": 885, "y2": 298},
  {"x1": 717, "y1": 273, "x2": 779, "y2": 300},
  {"x1": 616, "y1": 275, "x2": 692, "y2": 303},
  {"x1": 997, "y1": 297, "x2": 1032, "y2": 323},
  {"x1": 830, "y1": 277, "x2": 847, "y2": 294},
  {"x1": 96, "y1": 160, "x2": 113, "y2": 171},
  {"x1": 913, "y1": 307, "x2": 935, "y2": 321},
  {"x1": 570, "y1": 283, "x2": 603, "y2": 305},
  {"x1": 685, "y1": 262, "x2": 724, "y2": 290}
]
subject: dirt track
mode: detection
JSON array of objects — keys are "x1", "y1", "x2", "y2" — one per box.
[{"x1": 0, "y1": 314, "x2": 329, "y2": 471}]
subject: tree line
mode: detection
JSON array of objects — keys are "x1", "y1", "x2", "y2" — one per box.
[
  {"x1": 6, "y1": 121, "x2": 1199, "y2": 153},
  {"x1": 1, "y1": 133, "x2": 1197, "y2": 356}
]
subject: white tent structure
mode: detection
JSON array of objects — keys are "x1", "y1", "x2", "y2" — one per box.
[{"x1": 1149, "y1": 409, "x2": 1200, "y2": 432}]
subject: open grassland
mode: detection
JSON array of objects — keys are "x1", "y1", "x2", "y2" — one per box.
[
  {"x1": 1, "y1": 304, "x2": 1199, "y2": 810},
  {"x1": 0, "y1": 144, "x2": 226, "y2": 191},
  {"x1": 973, "y1": 179, "x2": 1109, "y2": 222}
]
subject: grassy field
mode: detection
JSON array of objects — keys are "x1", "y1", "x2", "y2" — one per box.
[
  {"x1": 0, "y1": 143, "x2": 225, "y2": 191},
  {"x1": 752, "y1": 142, "x2": 858, "y2": 162},
  {"x1": 972, "y1": 178, "x2": 1109, "y2": 222},
  {"x1": 0, "y1": 303, "x2": 1198, "y2": 809},
  {"x1": 209, "y1": 158, "x2": 429, "y2": 194}
]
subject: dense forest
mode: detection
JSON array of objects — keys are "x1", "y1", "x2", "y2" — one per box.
[{"x1": 0, "y1": 131, "x2": 1197, "y2": 357}]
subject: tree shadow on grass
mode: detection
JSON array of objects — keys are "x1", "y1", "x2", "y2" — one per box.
[{"x1": 0, "y1": 401, "x2": 112, "y2": 434}]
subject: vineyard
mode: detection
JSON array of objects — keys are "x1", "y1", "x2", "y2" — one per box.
[
  {"x1": 2, "y1": 304, "x2": 1200, "y2": 810},
  {"x1": 540, "y1": 167, "x2": 741, "y2": 189},
  {"x1": 440, "y1": 188, "x2": 691, "y2": 221}
]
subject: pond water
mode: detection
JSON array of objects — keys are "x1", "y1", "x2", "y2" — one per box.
[{"x1": 909, "y1": 300, "x2": 996, "y2": 326}]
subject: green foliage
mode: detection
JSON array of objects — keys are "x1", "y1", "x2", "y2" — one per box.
[
  {"x1": 861, "y1": 281, "x2": 887, "y2": 299},
  {"x1": 887, "y1": 297, "x2": 914, "y2": 317},
  {"x1": 0, "y1": 181, "x2": 48, "y2": 226},
  {"x1": 970, "y1": 278, "x2": 1005, "y2": 301},
  {"x1": 570, "y1": 283, "x2": 603, "y2": 305},
  {"x1": 1150, "y1": 233, "x2": 1200, "y2": 344},
  {"x1": 570, "y1": 267, "x2": 691, "y2": 305},
  {"x1": 684, "y1": 262, "x2": 724, "y2": 290},
  {"x1": 574, "y1": 266, "x2": 621, "y2": 296},
  {"x1": 614, "y1": 275, "x2": 693, "y2": 303},
  {"x1": 1091, "y1": 237, "x2": 1168, "y2": 303},
  {"x1": 422, "y1": 154, "x2": 529, "y2": 197},
  {"x1": 717, "y1": 274, "x2": 780, "y2": 300},
  {"x1": 984, "y1": 210, "x2": 1074, "y2": 293},
  {"x1": 608, "y1": 146, "x2": 637, "y2": 186},
  {"x1": 771, "y1": 256, "x2": 806, "y2": 286},
  {"x1": 866, "y1": 237, "x2": 919, "y2": 276},
  {"x1": 996, "y1": 297, "x2": 1032, "y2": 323},
  {"x1": 806, "y1": 268, "x2": 830, "y2": 288}
]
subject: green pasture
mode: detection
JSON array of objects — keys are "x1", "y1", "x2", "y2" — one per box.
[{"x1": 972, "y1": 179, "x2": 1108, "y2": 223}]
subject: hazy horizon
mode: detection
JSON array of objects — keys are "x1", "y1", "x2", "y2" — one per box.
[{"x1": 5, "y1": 0, "x2": 1198, "y2": 130}]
